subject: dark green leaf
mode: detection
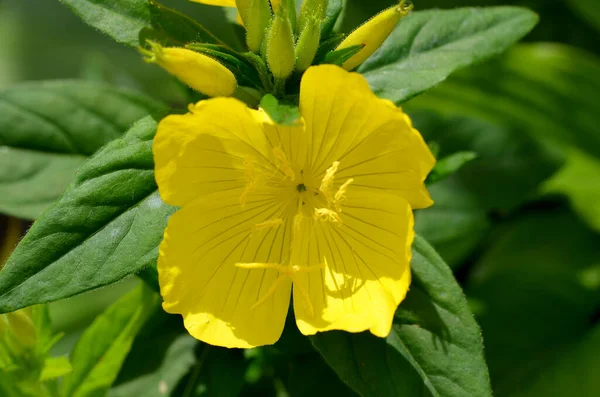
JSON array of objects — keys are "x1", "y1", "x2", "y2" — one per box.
[
  {"x1": 312, "y1": 235, "x2": 492, "y2": 397},
  {"x1": 0, "y1": 117, "x2": 175, "y2": 313},
  {"x1": 410, "y1": 110, "x2": 563, "y2": 212},
  {"x1": 259, "y1": 95, "x2": 302, "y2": 126},
  {"x1": 415, "y1": 177, "x2": 490, "y2": 268},
  {"x1": 567, "y1": 0, "x2": 600, "y2": 32},
  {"x1": 426, "y1": 151, "x2": 477, "y2": 185},
  {"x1": 59, "y1": 0, "x2": 151, "y2": 47},
  {"x1": 359, "y1": 7, "x2": 538, "y2": 104},
  {"x1": 467, "y1": 205, "x2": 600, "y2": 397},
  {"x1": 60, "y1": 285, "x2": 159, "y2": 397},
  {"x1": 109, "y1": 335, "x2": 196, "y2": 397},
  {"x1": 0, "y1": 80, "x2": 164, "y2": 220},
  {"x1": 147, "y1": 0, "x2": 223, "y2": 46},
  {"x1": 408, "y1": 43, "x2": 600, "y2": 158}
]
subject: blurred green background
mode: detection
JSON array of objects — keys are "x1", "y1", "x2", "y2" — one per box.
[{"x1": 0, "y1": 0, "x2": 599, "y2": 396}]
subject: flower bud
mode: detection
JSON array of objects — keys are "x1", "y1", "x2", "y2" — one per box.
[
  {"x1": 335, "y1": 0, "x2": 412, "y2": 71},
  {"x1": 4, "y1": 309, "x2": 36, "y2": 348},
  {"x1": 246, "y1": 0, "x2": 272, "y2": 53},
  {"x1": 141, "y1": 41, "x2": 237, "y2": 97},
  {"x1": 266, "y1": 13, "x2": 296, "y2": 79},
  {"x1": 235, "y1": 0, "x2": 250, "y2": 25},
  {"x1": 298, "y1": 0, "x2": 328, "y2": 32},
  {"x1": 295, "y1": 18, "x2": 321, "y2": 72}
]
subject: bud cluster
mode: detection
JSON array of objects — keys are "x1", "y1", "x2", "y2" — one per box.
[{"x1": 139, "y1": 0, "x2": 413, "y2": 100}]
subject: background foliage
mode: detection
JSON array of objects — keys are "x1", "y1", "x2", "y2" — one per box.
[{"x1": 0, "y1": 0, "x2": 598, "y2": 396}]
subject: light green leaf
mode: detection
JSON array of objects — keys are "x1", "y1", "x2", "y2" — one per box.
[
  {"x1": 0, "y1": 117, "x2": 175, "y2": 313},
  {"x1": 467, "y1": 206, "x2": 600, "y2": 396},
  {"x1": 259, "y1": 95, "x2": 302, "y2": 126},
  {"x1": 426, "y1": 151, "x2": 477, "y2": 185},
  {"x1": 407, "y1": 43, "x2": 600, "y2": 158},
  {"x1": 109, "y1": 335, "x2": 196, "y2": 397},
  {"x1": 544, "y1": 148, "x2": 600, "y2": 233},
  {"x1": 59, "y1": 0, "x2": 150, "y2": 47},
  {"x1": 311, "y1": 235, "x2": 492, "y2": 397},
  {"x1": 359, "y1": 7, "x2": 538, "y2": 104},
  {"x1": 0, "y1": 80, "x2": 164, "y2": 220},
  {"x1": 40, "y1": 356, "x2": 72, "y2": 381},
  {"x1": 61, "y1": 285, "x2": 159, "y2": 397}
]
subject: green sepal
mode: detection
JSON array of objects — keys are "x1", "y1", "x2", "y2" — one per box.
[
  {"x1": 259, "y1": 94, "x2": 302, "y2": 126},
  {"x1": 314, "y1": 33, "x2": 345, "y2": 63},
  {"x1": 187, "y1": 43, "x2": 263, "y2": 89},
  {"x1": 322, "y1": 44, "x2": 364, "y2": 66}
]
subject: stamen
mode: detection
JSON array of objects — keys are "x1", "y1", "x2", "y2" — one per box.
[
  {"x1": 250, "y1": 276, "x2": 288, "y2": 310},
  {"x1": 252, "y1": 218, "x2": 283, "y2": 233},
  {"x1": 240, "y1": 155, "x2": 256, "y2": 206},
  {"x1": 319, "y1": 161, "x2": 340, "y2": 203},
  {"x1": 333, "y1": 178, "x2": 354, "y2": 212},
  {"x1": 292, "y1": 279, "x2": 315, "y2": 318},
  {"x1": 272, "y1": 147, "x2": 295, "y2": 181},
  {"x1": 314, "y1": 208, "x2": 343, "y2": 225}
]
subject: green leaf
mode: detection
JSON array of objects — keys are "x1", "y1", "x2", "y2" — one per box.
[
  {"x1": 259, "y1": 95, "x2": 302, "y2": 126},
  {"x1": 415, "y1": 177, "x2": 490, "y2": 268},
  {"x1": 311, "y1": 235, "x2": 492, "y2": 397},
  {"x1": 147, "y1": 0, "x2": 223, "y2": 46},
  {"x1": 567, "y1": 0, "x2": 600, "y2": 32},
  {"x1": 544, "y1": 148, "x2": 600, "y2": 233},
  {"x1": 0, "y1": 117, "x2": 175, "y2": 313},
  {"x1": 510, "y1": 324, "x2": 600, "y2": 397},
  {"x1": 40, "y1": 356, "x2": 72, "y2": 381},
  {"x1": 0, "y1": 80, "x2": 164, "y2": 220},
  {"x1": 359, "y1": 7, "x2": 538, "y2": 104},
  {"x1": 407, "y1": 43, "x2": 600, "y2": 158},
  {"x1": 59, "y1": 0, "x2": 151, "y2": 47},
  {"x1": 322, "y1": 0, "x2": 344, "y2": 37},
  {"x1": 467, "y1": 205, "x2": 600, "y2": 396},
  {"x1": 109, "y1": 335, "x2": 196, "y2": 397},
  {"x1": 426, "y1": 151, "x2": 477, "y2": 185},
  {"x1": 409, "y1": 110, "x2": 563, "y2": 212},
  {"x1": 61, "y1": 285, "x2": 159, "y2": 397}
]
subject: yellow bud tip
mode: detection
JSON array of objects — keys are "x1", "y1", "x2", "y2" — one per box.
[
  {"x1": 140, "y1": 41, "x2": 237, "y2": 97},
  {"x1": 335, "y1": 1, "x2": 412, "y2": 70}
]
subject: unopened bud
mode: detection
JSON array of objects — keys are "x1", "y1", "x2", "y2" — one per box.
[
  {"x1": 246, "y1": 0, "x2": 272, "y2": 53},
  {"x1": 141, "y1": 41, "x2": 237, "y2": 97},
  {"x1": 295, "y1": 18, "x2": 321, "y2": 72},
  {"x1": 236, "y1": 0, "x2": 250, "y2": 25},
  {"x1": 335, "y1": 0, "x2": 412, "y2": 70},
  {"x1": 5, "y1": 309, "x2": 36, "y2": 348},
  {"x1": 298, "y1": 0, "x2": 328, "y2": 32},
  {"x1": 266, "y1": 13, "x2": 296, "y2": 79}
]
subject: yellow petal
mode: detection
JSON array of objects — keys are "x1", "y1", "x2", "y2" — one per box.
[
  {"x1": 159, "y1": 188, "x2": 293, "y2": 348},
  {"x1": 154, "y1": 98, "x2": 279, "y2": 207},
  {"x1": 190, "y1": 0, "x2": 237, "y2": 7},
  {"x1": 293, "y1": 189, "x2": 413, "y2": 337},
  {"x1": 300, "y1": 65, "x2": 435, "y2": 209}
]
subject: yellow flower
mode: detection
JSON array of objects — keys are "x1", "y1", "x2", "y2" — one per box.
[
  {"x1": 154, "y1": 65, "x2": 435, "y2": 348},
  {"x1": 190, "y1": 0, "x2": 280, "y2": 12}
]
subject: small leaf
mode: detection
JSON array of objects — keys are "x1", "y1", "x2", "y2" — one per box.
[
  {"x1": 322, "y1": 0, "x2": 344, "y2": 37},
  {"x1": 61, "y1": 285, "x2": 159, "y2": 397},
  {"x1": 259, "y1": 95, "x2": 302, "y2": 126},
  {"x1": 0, "y1": 117, "x2": 175, "y2": 313},
  {"x1": 360, "y1": 7, "x2": 539, "y2": 104},
  {"x1": 311, "y1": 235, "x2": 492, "y2": 397},
  {"x1": 426, "y1": 151, "x2": 477, "y2": 185},
  {"x1": 323, "y1": 45, "x2": 365, "y2": 66},
  {"x1": 40, "y1": 356, "x2": 72, "y2": 381},
  {"x1": 59, "y1": 0, "x2": 150, "y2": 47},
  {"x1": 0, "y1": 80, "x2": 164, "y2": 220}
]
